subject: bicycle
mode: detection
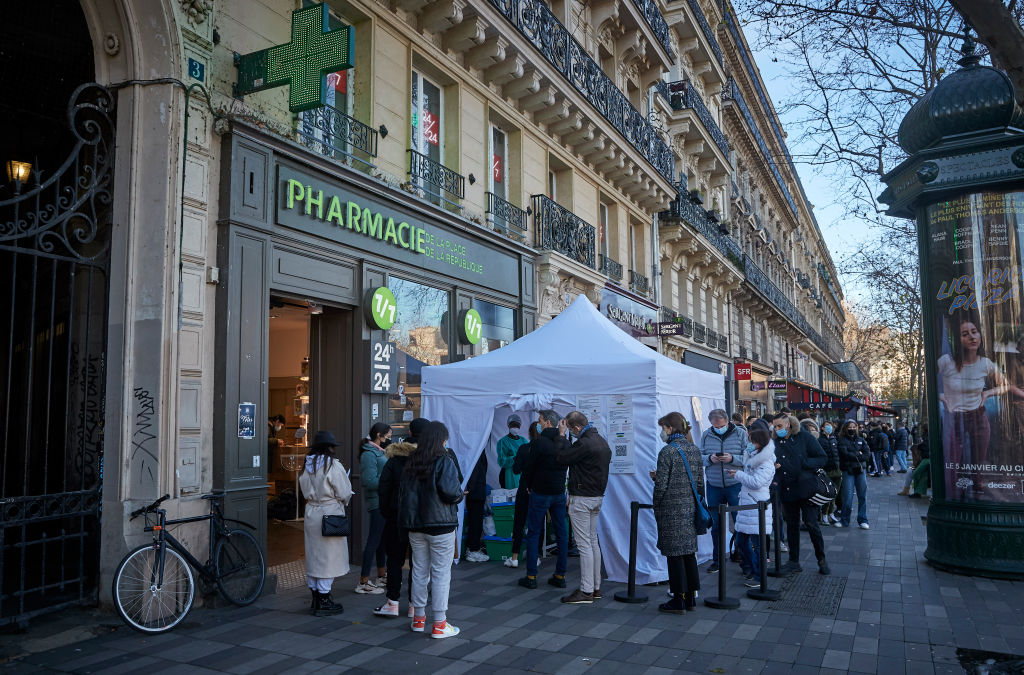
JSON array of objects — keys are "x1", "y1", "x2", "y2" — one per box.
[{"x1": 112, "y1": 491, "x2": 266, "y2": 633}]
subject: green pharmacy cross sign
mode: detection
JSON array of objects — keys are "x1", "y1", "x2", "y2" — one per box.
[{"x1": 234, "y1": 3, "x2": 354, "y2": 113}]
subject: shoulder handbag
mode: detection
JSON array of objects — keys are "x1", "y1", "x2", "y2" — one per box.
[
  {"x1": 308, "y1": 462, "x2": 351, "y2": 537},
  {"x1": 673, "y1": 441, "x2": 714, "y2": 535},
  {"x1": 807, "y1": 468, "x2": 839, "y2": 507}
]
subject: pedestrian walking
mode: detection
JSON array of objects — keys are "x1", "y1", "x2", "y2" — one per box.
[
  {"x1": 652, "y1": 412, "x2": 703, "y2": 613},
  {"x1": 398, "y1": 421, "x2": 464, "y2": 638},
  {"x1": 772, "y1": 413, "x2": 830, "y2": 575},
  {"x1": 373, "y1": 417, "x2": 426, "y2": 618},
  {"x1": 837, "y1": 420, "x2": 871, "y2": 529},
  {"x1": 299, "y1": 430, "x2": 354, "y2": 616},
  {"x1": 556, "y1": 411, "x2": 612, "y2": 604},
  {"x1": 356, "y1": 423, "x2": 390, "y2": 595},
  {"x1": 517, "y1": 409, "x2": 569, "y2": 591},
  {"x1": 699, "y1": 409, "x2": 747, "y2": 573},
  {"x1": 817, "y1": 421, "x2": 842, "y2": 526},
  {"x1": 727, "y1": 427, "x2": 775, "y2": 586}
]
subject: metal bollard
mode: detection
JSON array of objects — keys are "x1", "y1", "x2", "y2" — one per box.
[
  {"x1": 614, "y1": 501, "x2": 651, "y2": 603},
  {"x1": 767, "y1": 488, "x2": 789, "y2": 578},
  {"x1": 746, "y1": 500, "x2": 780, "y2": 601},
  {"x1": 703, "y1": 503, "x2": 740, "y2": 609}
]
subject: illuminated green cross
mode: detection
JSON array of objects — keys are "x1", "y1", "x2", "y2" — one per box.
[{"x1": 234, "y1": 3, "x2": 354, "y2": 113}]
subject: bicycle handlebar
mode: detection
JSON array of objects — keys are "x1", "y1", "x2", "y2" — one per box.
[{"x1": 130, "y1": 493, "x2": 171, "y2": 520}]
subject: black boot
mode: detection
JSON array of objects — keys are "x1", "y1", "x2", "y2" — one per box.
[
  {"x1": 658, "y1": 594, "x2": 685, "y2": 614},
  {"x1": 313, "y1": 591, "x2": 344, "y2": 616},
  {"x1": 684, "y1": 591, "x2": 698, "y2": 611},
  {"x1": 309, "y1": 589, "x2": 317, "y2": 613}
]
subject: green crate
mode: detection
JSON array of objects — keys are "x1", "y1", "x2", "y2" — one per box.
[{"x1": 482, "y1": 536, "x2": 522, "y2": 562}]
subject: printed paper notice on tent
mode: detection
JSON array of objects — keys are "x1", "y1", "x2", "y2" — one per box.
[
  {"x1": 607, "y1": 394, "x2": 635, "y2": 474},
  {"x1": 577, "y1": 395, "x2": 606, "y2": 437}
]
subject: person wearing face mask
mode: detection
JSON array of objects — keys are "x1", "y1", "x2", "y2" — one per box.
[
  {"x1": 357, "y1": 423, "x2": 392, "y2": 594},
  {"x1": 726, "y1": 427, "x2": 775, "y2": 586},
  {"x1": 699, "y1": 409, "x2": 748, "y2": 573},
  {"x1": 817, "y1": 421, "x2": 842, "y2": 526},
  {"x1": 517, "y1": 410, "x2": 569, "y2": 591},
  {"x1": 772, "y1": 413, "x2": 829, "y2": 575},
  {"x1": 836, "y1": 419, "x2": 871, "y2": 529},
  {"x1": 496, "y1": 414, "x2": 528, "y2": 489}
]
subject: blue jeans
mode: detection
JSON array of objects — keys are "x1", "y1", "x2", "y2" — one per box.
[
  {"x1": 526, "y1": 491, "x2": 568, "y2": 577},
  {"x1": 706, "y1": 483, "x2": 741, "y2": 562},
  {"x1": 895, "y1": 450, "x2": 908, "y2": 472},
  {"x1": 735, "y1": 532, "x2": 761, "y2": 577},
  {"x1": 840, "y1": 472, "x2": 868, "y2": 526}
]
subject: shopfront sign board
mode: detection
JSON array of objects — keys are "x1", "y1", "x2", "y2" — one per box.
[
  {"x1": 734, "y1": 363, "x2": 751, "y2": 380},
  {"x1": 365, "y1": 286, "x2": 397, "y2": 330},
  {"x1": 368, "y1": 340, "x2": 398, "y2": 394},
  {"x1": 656, "y1": 321, "x2": 685, "y2": 336},
  {"x1": 766, "y1": 380, "x2": 787, "y2": 390},
  {"x1": 237, "y1": 402, "x2": 256, "y2": 439},
  {"x1": 459, "y1": 308, "x2": 483, "y2": 345}
]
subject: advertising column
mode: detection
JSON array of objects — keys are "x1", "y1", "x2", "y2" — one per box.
[{"x1": 925, "y1": 191, "x2": 1024, "y2": 504}]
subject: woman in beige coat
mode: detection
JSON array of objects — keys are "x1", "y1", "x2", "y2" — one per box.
[{"x1": 299, "y1": 430, "x2": 354, "y2": 616}]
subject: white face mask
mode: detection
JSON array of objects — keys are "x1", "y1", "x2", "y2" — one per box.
[
  {"x1": 660, "y1": 429, "x2": 669, "y2": 442},
  {"x1": 509, "y1": 428, "x2": 519, "y2": 438}
]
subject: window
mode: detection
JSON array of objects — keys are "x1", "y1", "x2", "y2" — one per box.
[
  {"x1": 411, "y1": 70, "x2": 443, "y2": 203},
  {"x1": 386, "y1": 278, "x2": 450, "y2": 431},
  {"x1": 548, "y1": 170, "x2": 557, "y2": 201},
  {"x1": 629, "y1": 223, "x2": 637, "y2": 272},
  {"x1": 598, "y1": 201, "x2": 609, "y2": 259},
  {"x1": 298, "y1": 2, "x2": 354, "y2": 161},
  {"x1": 489, "y1": 125, "x2": 508, "y2": 203},
  {"x1": 472, "y1": 299, "x2": 515, "y2": 356}
]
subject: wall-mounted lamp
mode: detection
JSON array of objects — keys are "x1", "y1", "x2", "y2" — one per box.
[
  {"x1": 378, "y1": 124, "x2": 388, "y2": 139},
  {"x1": 468, "y1": 173, "x2": 476, "y2": 185},
  {"x1": 6, "y1": 160, "x2": 31, "y2": 185}
]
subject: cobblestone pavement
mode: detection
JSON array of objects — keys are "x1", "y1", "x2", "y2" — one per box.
[{"x1": 4, "y1": 475, "x2": 1024, "y2": 674}]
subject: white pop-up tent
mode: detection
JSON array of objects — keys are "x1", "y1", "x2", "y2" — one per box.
[{"x1": 421, "y1": 294, "x2": 725, "y2": 584}]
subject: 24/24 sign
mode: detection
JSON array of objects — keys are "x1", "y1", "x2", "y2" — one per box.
[{"x1": 369, "y1": 340, "x2": 398, "y2": 394}]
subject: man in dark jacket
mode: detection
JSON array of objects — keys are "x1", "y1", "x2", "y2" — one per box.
[
  {"x1": 518, "y1": 409, "x2": 568, "y2": 590},
  {"x1": 463, "y1": 453, "x2": 488, "y2": 562},
  {"x1": 892, "y1": 422, "x2": 910, "y2": 473},
  {"x1": 556, "y1": 411, "x2": 611, "y2": 604},
  {"x1": 772, "y1": 413, "x2": 829, "y2": 575},
  {"x1": 867, "y1": 422, "x2": 891, "y2": 476},
  {"x1": 837, "y1": 421, "x2": 871, "y2": 529}
]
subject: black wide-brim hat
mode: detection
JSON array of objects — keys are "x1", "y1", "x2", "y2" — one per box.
[{"x1": 311, "y1": 430, "x2": 339, "y2": 449}]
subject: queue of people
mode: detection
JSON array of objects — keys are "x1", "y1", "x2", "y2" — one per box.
[{"x1": 297, "y1": 407, "x2": 916, "y2": 628}]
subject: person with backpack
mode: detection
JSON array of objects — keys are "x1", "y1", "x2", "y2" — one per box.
[
  {"x1": 398, "y1": 421, "x2": 464, "y2": 638},
  {"x1": 817, "y1": 421, "x2": 842, "y2": 526}
]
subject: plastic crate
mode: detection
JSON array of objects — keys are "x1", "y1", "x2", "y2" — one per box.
[{"x1": 482, "y1": 535, "x2": 522, "y2": 562}]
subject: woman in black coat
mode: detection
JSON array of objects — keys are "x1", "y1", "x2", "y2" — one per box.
[
  {"x1": 837, "y1": 420, "x2": 871, "y2": 529},
  {"x1": 772, "y1": 414, "x2": 828, "y2": 575}
]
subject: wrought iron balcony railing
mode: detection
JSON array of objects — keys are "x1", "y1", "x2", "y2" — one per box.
[
  {"x1": 797, "y1": 271, "x2": 811, "y2": 289},
  {"x1": 297, "y1": 104, "x2": 378, "y2": 169},
  {"x1": 666, "y1": 80, "x2": 729, "y2": 156},
  {"x1": 631, "y1": 0, "x2": 675, "y2": 59},
  {"x1": 486, "y1": 191, "x2": 528, "y2": 241},
  {"x1": 693, "y1": 322, "x2": 706, "y2": 343},
  {"x1": 752, "y1": 350, "x2": 761, "y2": 363},
  {"x1": 661, "y1": 190, "x2": 743, "y2": 269},
  {"x1": 707, "y1": 329, "x2": 718, "y2": 345},
  {"x1": 408, "y1": 149, "x2": 464, "y2": 209},
  {"x1": 532, "y1": 194, "x2": 595, "y2": 268},
  {"x1": 739, "y1": 345, "x2": 747, "y2": 359},
  {"x1": 686, "y1": 0, "x2": 724, "y2": 65},
  {"x1": 489, "y1": 0, "x2": 675, "y2": 182},
  {"x1": 654, "y1": 80, "x2": 670, "y2": 103},
  {"x1": 629, "y1": 269, "x2": 650, "y2": 297},
  {"x1": 600, "y1": 254, "x2": 624, "y2": 281},
  {"x1": 718, "y1": 335, "x2": 727, "y2": 352}
]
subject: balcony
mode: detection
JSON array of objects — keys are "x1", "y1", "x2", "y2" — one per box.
[
  {"x1": 707, "y1": 328, "x2": 718, "y2": 345},
  {"x1": 666, "y1": 80, "x2": 729, "y2": 156},
  {"x1": 694, "y1": 322, "x2": 706, "y2": 344},
  {"x1": 408, "y1": 149, "x2": 464, "y2": 209},
  {"x1": 660, "y1": 190, "x2": 743, "y2": 269},
  {"x1": 752, "y1": 350, "x2": 761, "y2": 363},
  {"x1": 629, "y1": 269, "x2": 650, "y2": 297},
  {"x1": 600, "y1": 254, "x2": 624, "y2": 281},
  {"x1": 532, "y1": 194, "x2": 595, "y2": 268},
  {"x1": 486, "y1": 191, "x2": 528, "y2": 242},
  {"x1": 630, "y1": 0, "x2": 675, "y2": 60},
  {"x1": 297, "y1": 104, "x2": 378, "y2": 170},
  {"x1": 739, "y1": 345, "x2": 747, "y2": 359},
  {"x1": 488, "y1": 0, "x2": 675, "y2": 183},
  {"x1": 718, "y1": 335, "x2": 727, "y2": 352}
]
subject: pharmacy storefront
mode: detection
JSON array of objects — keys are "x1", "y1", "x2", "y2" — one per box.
[{"x1": 213, "y1": 126, "x2": 536, "y2": 558}]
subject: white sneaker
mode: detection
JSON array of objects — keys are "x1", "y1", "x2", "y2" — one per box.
[
  {"x1": 828, "y1": 514, "x2": 840, "y2": 525},
  {"x1": 373, "y1": 600, "x2": 399, "y2": 617},
  {"x1": 859, "y1": 523, "x2": 870, "y2": 530},
  {"x1": 374, "y1": 576, "x2": 388, "y2": 588},
  {"x1": 780, "y1": 542, "x2": 789, "y2": 553},
  {"x1": 466, "y1": 550, "x2": 490, "y2": 562},
  {"x1": 503, "y1": 558, "x2": 519, "y2": 568},
  {"x1": 355, "y1": 581, "x2": 385, "y2": 594},
  {"x1": 431, "y1": 621, "x2": 461, "y2": 639},
  {"x1": 820, "y1": 519, "x2": 830, "y2": 527}
]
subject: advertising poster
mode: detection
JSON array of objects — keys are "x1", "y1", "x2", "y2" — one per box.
[
  {"x1": 926, "y1": 191, "x2": 1024, "y2": 503},
  {"x1": 607, "y1": 394, "x2": 635, "y2": 474}
]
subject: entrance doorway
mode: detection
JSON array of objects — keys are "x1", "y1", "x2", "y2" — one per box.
[{"x1": 265, "y1": 297, "x2": 354, "y2": 572}]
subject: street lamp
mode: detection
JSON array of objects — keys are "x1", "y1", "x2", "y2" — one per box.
[
  {"x1": 6, "y1": 160, "x2": 31, "y2": 192},
  {"x1": 880, "y1": 35, "x2": 1024, "y2": 579}
]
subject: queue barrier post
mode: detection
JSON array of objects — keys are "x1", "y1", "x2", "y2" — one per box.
[
  {"x1": 767, "y1": 488, "x2": 789, "y2": 578},
  {"x1": 746, "y1": 500, "x2": 781, "y2": 601},
  {"x1": 703, "y1": 503, "x2": 741, "y2": 609},
  {"x1": 614, "y1": 501, "x2": 654, "y2": 604}
]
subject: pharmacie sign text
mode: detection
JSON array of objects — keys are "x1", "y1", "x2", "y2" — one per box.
[{"x1": 275, "y1": 165, "x2": 520, "y2": 295}]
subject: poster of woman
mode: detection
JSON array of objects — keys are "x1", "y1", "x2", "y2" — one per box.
[{"x1": 927, "y1": 191, "x2": 1024, "y2": 503}]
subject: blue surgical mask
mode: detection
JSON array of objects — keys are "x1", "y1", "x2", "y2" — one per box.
[
  {"x1": 776, "y1": 428, "x2": 788, "y2": 439},
  {"x1": 823, "y1": 425, "x2": 833, "y2": 434},
  {"x1": 745, "y1": 442, "x2": 756, "y2": 453},
  {"x1": 713, "y1": 425, "x2": 727, "y2": 435}
]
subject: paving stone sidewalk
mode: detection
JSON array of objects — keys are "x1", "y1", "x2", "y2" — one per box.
[{"x1": 4, "y1": 475, "x2": 1024, "y2": 674}]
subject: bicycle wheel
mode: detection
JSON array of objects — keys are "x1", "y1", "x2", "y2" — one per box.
[
  {"x1": 113, "y1": 544, "x2": 195, "y2": 633},
  {"x1": 214, "y1": 529, "x2": 266, "y2": 605}
]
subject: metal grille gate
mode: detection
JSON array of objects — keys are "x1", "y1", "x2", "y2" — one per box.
[{"x1": 0, "y1": 84, "x2": 114, "y2": 625}]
